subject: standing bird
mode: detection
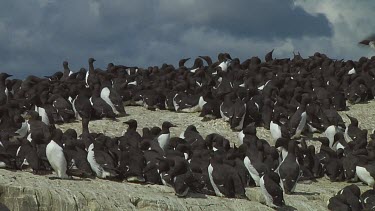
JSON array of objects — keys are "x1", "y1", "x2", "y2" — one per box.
[
  {"x1": 178, "y1": 58, "x2": 190, "y2": 68},
  {"x1": 86, "y1": 58, "x2": 98, "y2": 88},
  {"x1": 90, "y1": 84, "x2": 116, "y2": 120},
  {"x1": 46, "y1": 128, "x2": 70, "y2": 179},
  {"x1": 61, "y1": 61, "x2": 72, "y2": 81},
  {"x1": 87, "y1": 137, "x2": 119, "y2": 179},
  {"x1": 73, "y1": 88, "x2": 93, "y2": 120},
  {"x1": 208, "y1": 149, "x2": 246, "y2": 198},
  {"x1": 0, "y1": 73, "x2": 12, "y2": 105},
  {"x1": 356, "y1": 162, "x2": 375, "y2": 187},
  {"x1": 49, "y1": 94, "x2": 75, "y2": 123},
  {"x1": 277, "y1": 140, "x2": 301, "y2": 194},
  {"x1": 289, "y1": 96, "x2": 308, "y2": 139},
  {"x1": 264, "y1": 49, "x2": 274, "y2": 63},
  {"x1": 120, "y1": 119, "x2": 142, "y2": 149},
  {"x1": 100, "y1": 86, "x2": 126, "y2": 116},
  {"x1": 260, "y1": 167, "x2": 285, "y2": 208},
  {"x1": 157, "y1": 121, "x2": 176, "y2": 151}
]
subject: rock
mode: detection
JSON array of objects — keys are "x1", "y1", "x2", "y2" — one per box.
[
  {"x1": 0, "y1": 170, "x2": 272, "y2": 211},
  {"x1": 0, "y1": 169, "x2": 370, "y2": 211}
]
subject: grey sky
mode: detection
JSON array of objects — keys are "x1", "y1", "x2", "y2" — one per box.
[{"x1": 0, "y1": 0, "x2": 374, "y2": 79}]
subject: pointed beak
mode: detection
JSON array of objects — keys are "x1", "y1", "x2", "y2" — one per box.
[{"x1": 171, "y1": 124, "x2": 177, "y2": 127}]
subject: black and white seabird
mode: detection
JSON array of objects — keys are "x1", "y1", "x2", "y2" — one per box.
[
  {"x1": 46, "y1": 128, "x2": 70, "y2": 179},
  {"x1": 260, "y1": 167, "x2": 285, "y2": 208},
  {"x1": 327, "y1": 184, "x2": 362, "y2": 211},
  {"x1": 276, "y1": 140, "x2": 301, "y2": 194},
  {"x1": 157, "y1": 121, "x2": 176, "y2": 151},
  {"x1": 0, "y1": 73, "x2": 12, "y2": 105},
  {"x1": 208, "y1": 149, "x2": 246, "y2": 198},
  {"x1": 359, "y1": 34, "x2": 375, "y2": 49},
  {"x1": 87, "y1": 139, "x2": 119, "y2": 179},
  {"x1": 360, "y1": 185, "x2": 375, "y2": 210}
]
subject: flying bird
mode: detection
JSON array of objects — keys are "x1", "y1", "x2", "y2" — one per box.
[{"x1": 359, "y1": 34, "x2": 375, "y2": 49}]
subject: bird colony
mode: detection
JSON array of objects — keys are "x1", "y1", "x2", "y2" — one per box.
[{"x1": 0, "y1": 49, "x2": 375, "y2": 210}]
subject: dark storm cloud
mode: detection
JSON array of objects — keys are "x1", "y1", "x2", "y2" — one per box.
[
  {"x1": 157, "y1": 0, "x2": 332, "y2": 39},
  {"x1": 0, "y1": 0, "x2": 370, "y2": 79}
]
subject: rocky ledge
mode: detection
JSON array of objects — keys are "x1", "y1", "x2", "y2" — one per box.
[{"x1": 0, "y1": 169, "x2": 371, "y2": 211}]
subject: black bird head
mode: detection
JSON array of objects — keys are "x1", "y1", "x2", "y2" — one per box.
[
  {"x1": 123, "y1": 119, "x2": 138, "y2": 130},
  {"x1": 88, "y1": 58, "x2": 96, "y2": 63},
  {"x1": 162, "y1": 121, "x2": 176, "y2": 129},
  {"x1": 0, "y1": 73, "x2": 12, "y2": 79}
]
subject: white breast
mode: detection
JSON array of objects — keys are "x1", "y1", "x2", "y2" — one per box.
[
  {"x1": 348, "y1": 68, "x2": 356, "y2": 75},
  {"x1": 208, "y1": 164, "x2": 224, "y2": 197},
  {"x1": 16, "y1": 146, "x2": 21, "y2": 157},
  {"x1": 179, "y1": 131, "x2": 185, "y2": 139},
  {"x1": 325, "y1": 125, "x2": 338, "y2": 150},
  {"x1": 244, "y1": 156, "x2": 260, "y2": 186},
  {"x1": 72, "y1": 96, "x2": 81, "y2": 120},
  {"x1": 190, "y1": 68, "x2": 198, "y2": 73},
  {"x1": 15, "y1": 121, "x2": 29, "y2": 139},
  {"x1": 233, "y1": 104, "x2": 246, "y2": 131},
  {"x1": 238, "y1": 130, "x2": 244, "y2": 145},
  {"x1": 307, "y1": 123, "x2": 318, "y2": 133},
  {"x1": 85, "y1": 71, "x2": 89, "y2": 86},
  {"x1": 198, "y1": 96, "x2": 207, "y2": 110},
  {"x1": 100, "y1": 87, "x2": 119, "y2": 114},
  {"x1": 27, "y1": 133, "x2": 32, "y2": 142},
  {"x1": 46, "y1": 140, "x2": 68, "y2": 178},
  {"x1": 258, "y1": 80, "x2": 271, "y2": 90},
  {"x1": 220, "y1": 103, "x2": 229, "y2": 122},
  {"x1": 87, "y1": 143, "x2": 108, "y2": 178},
  {"x1": 38, "y1": 106, "x2": 50, "y2": 126},
  {"x1": 344, "y1": 126, "x2": 353, "y2": 144},
  {"x1": 172, "y1": 94, "x2": 179, "y2": 111},
  {"x1": 292, "y1": 111, "x2": 307, "y2": 139},
  {"x1": 181, "y1": 104, "x2": 200, "y2": 113},
  {"x1": 279, "y1": 147, "x2": 288, "y2": 162},
  {"x1": 335, "y1": 142, "x2": 345, "y2": 151},
  {"x1": 270, "y1": 121, "x2": 281, "y2": 141},
  {"x1": 356, "y1": 166, "x2": 375, "y2": 186},
  {"x1": 158, "y1": 133, "x2": 170, "y2": 151},
  {"x1": 260, "y1": 176, "x2": 276, "y2": 208},
  {"x1": 218, "y1": 61, "x2": 228, "y2": 72},
  {"x1": 4, "y1": 87, "x2": 8, "y2": 98}
]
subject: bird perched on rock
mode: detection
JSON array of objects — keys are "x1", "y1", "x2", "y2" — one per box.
[{"x1": 260, "y1": 167, "x2": 285, "y2": 208}]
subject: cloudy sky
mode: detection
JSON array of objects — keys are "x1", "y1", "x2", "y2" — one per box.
[{"x1": 1, "y1": 0, "x2": 374, "y2": 78}]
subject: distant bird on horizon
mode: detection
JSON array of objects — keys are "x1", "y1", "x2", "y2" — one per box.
[{"x1": 359, "y1": 34, "x2": 375, "y2": 49}]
